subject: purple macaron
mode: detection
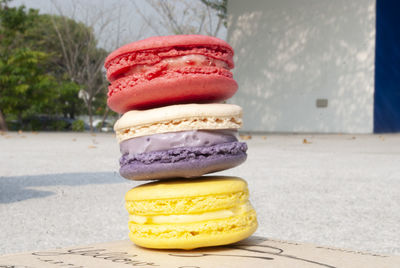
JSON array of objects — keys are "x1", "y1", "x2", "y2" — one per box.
[{"x1": 118, "y1": 130, "x2": 247, "y2": 180}]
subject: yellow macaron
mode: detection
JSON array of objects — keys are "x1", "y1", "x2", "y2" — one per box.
[{"x1": 125, "y1": 176, "x2": 258, "y2": 249}]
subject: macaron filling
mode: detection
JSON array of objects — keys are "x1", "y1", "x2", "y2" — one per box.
[
  {"x1": 105, "y1": 38, "x2": 235, "y2": 81},
  {"x1": 120, "y1": 130, "x2": 238, "y2": 155},
  {"x1": 118, "y1": 130, "x2": 248, "y2": 177},
  {"x1": 113, "y1": 54, "x2": 229, "y2": 82},
  {"x1": 129, "y1": 201, "x2": 253, "y2": 224},
  {"x1": 119, "y1": 141, "x2": 247, "y2": 166}
]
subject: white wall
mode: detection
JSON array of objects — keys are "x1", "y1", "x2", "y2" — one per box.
[{"x1": 227, "y1": 0, "x2": 376, "y2": 133}]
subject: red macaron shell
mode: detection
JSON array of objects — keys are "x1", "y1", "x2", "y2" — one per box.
[
  {"x1": 107, "y1": 73, "x2": 238, "y2": 113},
  {"x1": 105, "y1": 35, "x2": 234, "y2": 69},
  {"x1": 106, "y1": 46, "x2": 233, "y2": 82},
  {"x1": 105, "y1": 35, "x2": 237, "y2": 113}
]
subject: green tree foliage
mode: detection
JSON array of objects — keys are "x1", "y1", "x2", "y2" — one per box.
[
  {"x1": 0, "y1": 1, "x2": 109, "y2": 131},
  {"x1": 25, "y1": 13, "x2": 109, "y2": 130},
  {"x1": 0, "y1": 49, "x2": 56, "y2": 119},
  {"x1": 0, "y1": 1, "x2": 58, "y2": 129},
  {"x1": 56, "y1": 81, "x2": 82, "y2": 119}
]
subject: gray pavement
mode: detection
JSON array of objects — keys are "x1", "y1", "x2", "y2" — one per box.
[{"x1": 0, "y1": 132, "x2": 399, "y2": 255}]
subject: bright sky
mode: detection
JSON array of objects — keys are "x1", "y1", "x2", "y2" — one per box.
[
  {"x1": 11, "y1": 0, "x2": 157, "y2": 50},
  {"x1": 11, "y1": 0, "x2": 227, "y2": 51}
]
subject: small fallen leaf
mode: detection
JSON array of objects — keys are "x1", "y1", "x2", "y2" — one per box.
[
  {"x1": 21, "y1": 135, "x2": 26, "y2": 138},
  {"x1": 18, "y1": 130, "x2": 23, "y2": 134},
  {"x1": 351, "y1": 136, "x2": 356, "y2": 140},
  {"x1": 262, "y1": 136, "x2": 267, "y2": 140},
  {"x1": 88, "y1": 145, "x2": 97, "y2": 149},
  {"x1": 303, "y1": 138, "x2": 311, "y2": 144},
  {"x1": 32, "y1": 131, "x2": 38, "y2": 135},
  {"x1": 91, "y1": 133, "x2": 97, "y2": 137},
  {"x1": 72, "y1": 138, "x2": 77, "y2": 142},
  {"x1": 239, "y1": 135, "x2": 252, "y2": 140}
]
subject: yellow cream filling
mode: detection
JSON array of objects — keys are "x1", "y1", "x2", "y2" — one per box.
[{"x1": 129, "y1": 202, "x2": 252, "y2": 224}]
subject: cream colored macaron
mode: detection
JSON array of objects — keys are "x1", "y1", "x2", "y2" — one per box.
[
  {"x1": 125, "y1": 176, "x2": 258, "y2": 249},
  {"x1": 114, "y1": 103, "x2": 242, "y2": 143}
]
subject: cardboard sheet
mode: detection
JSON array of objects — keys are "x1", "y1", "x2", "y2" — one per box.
[{"x1": 0, "y1": 236, "x2": 399, "y2": 268}]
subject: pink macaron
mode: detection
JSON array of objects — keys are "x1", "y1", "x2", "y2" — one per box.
[{"x1": 104, "y1": 35, "x2": 238, "y2": 113}]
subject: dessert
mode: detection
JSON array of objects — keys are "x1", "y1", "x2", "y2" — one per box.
[
  {"x1": 114, "y1": 103, "x2": 247, "y2": 180},
  {"x1": 104, "y1": 34, "x2": 258, "y2": 250},
  {"x1": 125, "y1": 176, "x2": 258, "y2": 249},
  {"x1": 104, "y1": 35, "x2": 237, "y2": 113}
]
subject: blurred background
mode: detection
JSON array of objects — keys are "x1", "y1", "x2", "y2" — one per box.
[
  {"x1": 1, "y1": 0, "x2": 398, "y2": 134},
  {"x1": 0, "y1": 0, "x2": 229, "y2": 132}
]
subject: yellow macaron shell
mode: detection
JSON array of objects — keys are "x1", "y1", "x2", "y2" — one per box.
[
  {"x1": 114, "y1": 103, "x2": 243, "y2": 143},
  {"x1": 128, "y1": 210, "x2": 257, "y2": 249},
  {"x1": 126, "y1": 176, "x2": 247, "y2": 200},
  {"x1": 125, "y1": 176, "x2": 258, "y2": 249}
]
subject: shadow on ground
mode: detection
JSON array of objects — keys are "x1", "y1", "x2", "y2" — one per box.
[{"x1": 0, "y1": 172, "x2": 125, "y2": 204}]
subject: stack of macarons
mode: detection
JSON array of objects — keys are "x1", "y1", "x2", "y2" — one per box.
[{"x1": 104, "y1": 35, "x2": 257, "y2": 249}]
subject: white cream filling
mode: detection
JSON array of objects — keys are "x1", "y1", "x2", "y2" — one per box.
[{"x1": 129, "y1": 202, "x2": 252, "y2": 224}]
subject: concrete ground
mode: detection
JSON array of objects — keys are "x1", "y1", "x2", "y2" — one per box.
[{"x1": 0, "y1": 132, "x2": 399, "y2": 256}]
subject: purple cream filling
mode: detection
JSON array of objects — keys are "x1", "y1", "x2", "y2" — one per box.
[
  {"x1": 120, "y1": 130, "x2": 238, "y2": 155},
  {"x1": 120, "y1": 141, "x2": 247, "y2": 166}
]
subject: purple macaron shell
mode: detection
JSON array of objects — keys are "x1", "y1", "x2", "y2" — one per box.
[{"x1": 119, "y1": 141, "x2": 247, "y2": 180}]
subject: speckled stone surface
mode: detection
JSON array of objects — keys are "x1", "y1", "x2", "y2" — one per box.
[{"x1": 0, "y1": 132, "x2": 399, "y2": 255}]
